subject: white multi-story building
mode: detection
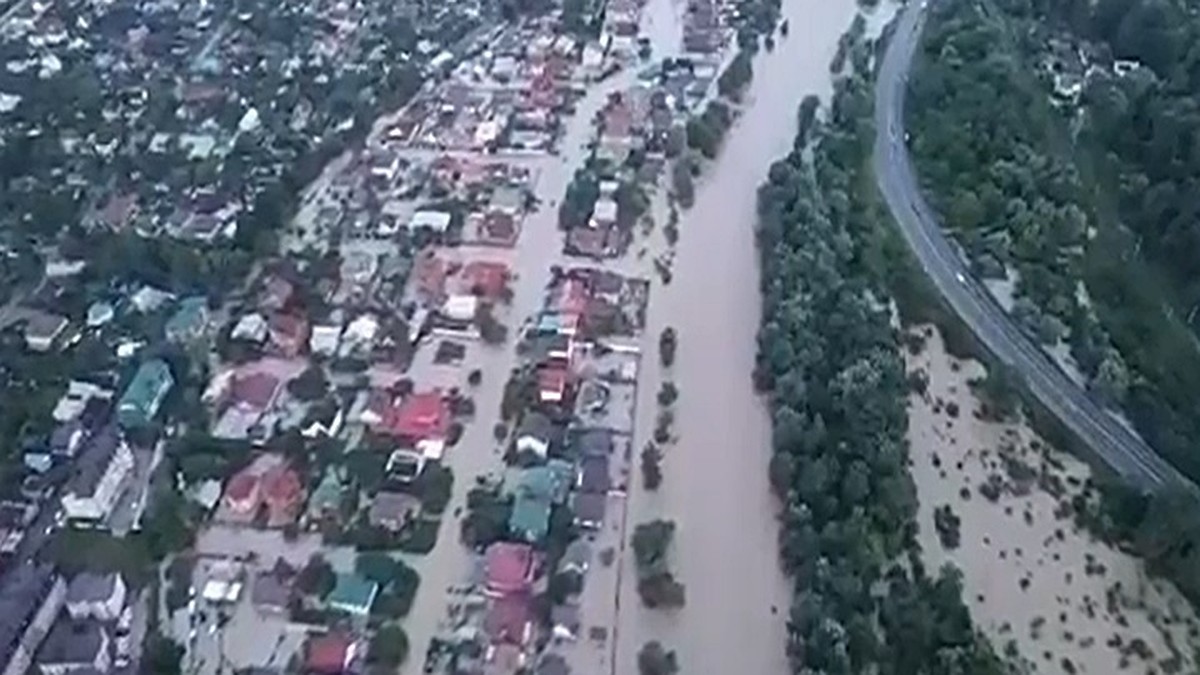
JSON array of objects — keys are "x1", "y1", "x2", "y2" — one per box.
[{"x1": 60, "y1": 427, "x2": 133, "y2": 524}]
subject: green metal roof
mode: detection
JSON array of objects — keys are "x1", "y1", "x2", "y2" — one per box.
[{"x1": 327, "y1": 573, "x2": 378, "y2": 615}]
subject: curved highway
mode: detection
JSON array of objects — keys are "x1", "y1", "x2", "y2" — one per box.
[{"x1": 872, "y1": 1, "x2": 1185, "y2": 491}]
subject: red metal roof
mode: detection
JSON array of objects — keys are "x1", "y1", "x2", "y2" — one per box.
[
  {"x1": 384, "y1": 391, "x2": 449, "y2": 440},
  {"x1": 484, "y1": 594, "x2": 534, "y2": 645},
  {"x1": 485, "y1": 542, "x2": 537, "y2": 595},
  {"x1": 306, "y1": 633, "x2": 353, "y2": 673},
  {"x1": 462, "y1": 261, "x2": 509, "y2": 299},
  {"x1": 224, "y1": 472, "x2": 258, "y2": 503},
  {"x1": 230, "y1": 372, "x2": 280, "y2": 410}
]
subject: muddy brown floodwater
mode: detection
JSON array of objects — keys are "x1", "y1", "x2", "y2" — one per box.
[{"x1": 612, "y1": 0, "x2": 863, "y2": 671}]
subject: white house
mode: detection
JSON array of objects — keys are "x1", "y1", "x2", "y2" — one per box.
[
  {"x1": 65, "y1": 572, "x2": 126, "y2": 621},
  {"x1": 60, "y1": 428, "x2": 134, "y2": 524}
]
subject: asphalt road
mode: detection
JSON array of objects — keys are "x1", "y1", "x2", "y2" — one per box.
[{"x1": 871, "y1": 0, "x2": 1185, "y2": 491}]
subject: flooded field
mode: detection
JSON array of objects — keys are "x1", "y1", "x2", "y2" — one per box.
[{"x1": 907, "y1": 328, "x2": 1200, "y2": 675}]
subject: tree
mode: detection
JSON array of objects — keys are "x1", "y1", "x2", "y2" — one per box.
[
  {"x1": 632, "y1": 520, "x2": 675, "y2": 572},
  {"x1": 638, "y1": 641, "x2": 680, "y2": 675},
  {"x1": 659, "y1": 327, "x2": 677, "y2": 367},
  {"x1": 717, "y1": 50, "x2": 754, "y2": 100},
  {"x1": 296, "y1": 555, "x2": 336, "y2": 598},
  {"x1": 141, "y1": 634, "x2": 184, "y2": 675},
  {"x1": 476, "y1": 304, "x2": 508, "y2": 344},
  {"x1": 637, "y1": 573, "x2": 687, "y2": 608},
  {"x1": 670, "y1": 158, "x2": 695, "y2": 208},
  {"x1": 656, "y1": 381, "x2": 678, "y2": 406},
  {"x1": 369, "y1": 625, "x2": 409, "y2": 667},
  {"x1": 287, "y1": 365, "x2": 329, "y2": 402},
  {"x1": 686, "y1": 116, "x2": 721, "y2": 159},
  {"x1": 641, "y1": 443, "x2": 663, "y2": 490}
]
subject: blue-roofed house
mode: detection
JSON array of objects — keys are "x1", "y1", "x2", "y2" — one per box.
[{"x1": 116, "y1": 359, "x2": 174, "y2": 428}]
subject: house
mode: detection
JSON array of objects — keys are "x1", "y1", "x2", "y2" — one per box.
[
  {"x1": 212, "y1": 372, "x2": 281, "y2": 441},
  {"x1": 509, "y1": 492, "x2": 552, "y2": 543},
  {"x1": 485, "y1": 542, "x2": 539, "y2": 596},
  {"x1": 572, "y1": 492, "x2": 607, "y2": 529},
  {"x1": 36, "y1": 620, "x2": 110, "y2": 675},
  {"x1": 408, "y1": 210, "x2": 452, "y2": 232},
  {"x1": 22, "y1": 310, "x2": 68, "y2": 352},
  {"x1": 262, "y1": 465, "x2": 305, "y2": 527},
  {"x1": 220, "y1": 457, "x2": 304, "y2": 527},
  {"x1": 507, "y1": 464, "x2": 571, "y2": 545},
  {"x1": 304, "y1": 633, "x2": 361, "y2": 675},
  {"x1": 129, "y1": 286, "x2": 174, "y2": 313},
  {"x1": 537, "y1": 366, "x2": 569, "y2": 404},
  {"x1": 85, "y1": 301, "x2": 114, "y2": 328},
  {"x1": 306, "y1": 468, "x2": 347, "y2": 525},
  {"x1": 382, "y1": 392, "x2": 450, "y2": 442},
  {"x1": 367, "y1": 491, "x2": 421, "y2": 532},
  {"x1": 577, "y1": 455, "x2": 611, "y2": 494},
  {"x1": 0, "y1": 563, "x2": 66, "y2": 675},
  {"x1": 60, "y1": 427, "x2": 134, "y2": 524},
  {"x1": 268, "y1": 312, "x2": 310, "y2": 357},
  {"x1": 165, "y1": 297, "x2": 209, "y2": 343},
  {"x1": 484, "y1": 594, "x2": 534, "y2": 646},
  {"x1": 309, "y1": 323, "x2": 343, "y2": 356},
  {"x1": 515, "y1": 413, "x2": 556, "y2": 457},
  {"x1": 116, "y1": 359, "x2": 173, "y2": 428},
  {"x1": 461, "y1": 261, "x2": 509, "y2": 300},
  {"x1": 479, "y1": 210, "x2": 518, "y2": 246},
  {"x1": 327, "y1": 574, "x2": 378, "y2": 617},
  {"x1": 65, "y1": 572, "x2": 126, "y2": 621},
  {"x1": 527, "y1": 334, "x2": 574, "y2": 365}
]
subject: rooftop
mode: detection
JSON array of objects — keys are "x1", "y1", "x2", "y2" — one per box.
[
  {"x1": 64, "y1": 426, "x2": 123, "y2": 499},
  {"x1": 37, "y1": 619, "x2": 106, "y2": 666},
  {"x1": 0, "y1": 563, "x2": 60, "y2": 665},
  {"x1": 327, "y1": 573, "x2": 378, "y2": 615},
  {"x1": 485, "y1": 542, "x2": 539, "y2": 595},
  {"x1": 66, "y1": 571, "x2": 121, "y2": 604}
]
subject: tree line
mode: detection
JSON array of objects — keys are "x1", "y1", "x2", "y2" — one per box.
[{"x1": 755, "y1": 24, "x2": 1002, "y2": 674}]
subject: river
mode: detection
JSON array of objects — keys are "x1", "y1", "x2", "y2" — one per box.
[{"x1": 611, "y1": 0, "x2": 863, "y2": 671}]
